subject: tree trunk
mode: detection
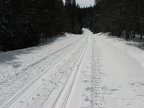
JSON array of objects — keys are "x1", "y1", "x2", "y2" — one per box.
[
  {"x1": 126, "y1": 1, "x2": 130, "y2": 40},
  {"x1": 140, "y1": 32, "x2": 143, "y2": 40},
  {"x1": 133, "y1": 31, "x2": 135, "y2": 38}
]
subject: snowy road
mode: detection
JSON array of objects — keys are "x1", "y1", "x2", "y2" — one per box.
[{"x1": 0, "y1": 29, "x2": 144, "y2": 108}]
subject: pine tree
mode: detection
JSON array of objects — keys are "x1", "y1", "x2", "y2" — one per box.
[
  {"x1": 0, "y1": 0, "x2": 83, "y2": 51},
  {"x1": 65, "y1": 0, "x2": 82, "y2": 34}
]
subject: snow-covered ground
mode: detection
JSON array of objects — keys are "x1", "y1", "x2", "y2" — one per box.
[
  {"x1": 0, "y1": 29, "x2": 144, "y2": 108},
  {"x1": 93, "y1": 33, "x2": 144, "y2": 108}
]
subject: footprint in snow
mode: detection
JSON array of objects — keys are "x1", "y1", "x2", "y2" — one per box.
[
  {"x1": 83, "y1": 80, "x2": 89, "y2": 83},
  {"x1": 19, "y1": 101, "x2": 24, "y2": 103},
  {"x1": 85, "y1": 87, "x2": 93, "y2": 91},
  {"x1": 110, "y1": 89, "x2": 119, "y2": 91},
  {"x1": 85, "y1": 96, "x2": 89, "y2": 101}
]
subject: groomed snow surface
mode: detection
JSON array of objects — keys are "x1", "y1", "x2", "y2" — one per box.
[{"x1": 0, "y1": 29, "x2": 144, "y2": 108}]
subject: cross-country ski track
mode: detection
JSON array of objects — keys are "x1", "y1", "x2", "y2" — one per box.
[{"x1": 0, "y1": 29, "x2": 144, "y2": 108}]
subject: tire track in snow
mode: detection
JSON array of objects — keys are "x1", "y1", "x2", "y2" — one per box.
[{"x1": 90, "y1": 37, "x2": 105, "y2": 108}]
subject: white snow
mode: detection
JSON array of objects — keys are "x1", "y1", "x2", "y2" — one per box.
[
  {"x1": 93, "y1": 33, "x2": 144, "y2": 108},
  {"x1": 0, "y1": 33, "x2": 83, "y2": 107},
  {"x1": 0, "y1": 29, "x2": 144, "y2": 108}
]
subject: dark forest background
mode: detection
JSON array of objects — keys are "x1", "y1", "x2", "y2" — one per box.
[
  {"x1": 88, "y1": 0, "x2": 144, "y2": 41},
  {"x1": 0, "y1": 0, "x2": 144, "y2": 51}
]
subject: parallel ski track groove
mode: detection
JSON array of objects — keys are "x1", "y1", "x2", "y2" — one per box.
[
  {"x1": 0, "y1": 35, "x2": 82, "y2": 86},
  {"x1": 19, "y1": 37, "x2": 88, "y2": 108},
  {"x1": 40, "y1": 37, "x2": 89, "y2": 108},
  {"x1": 0, "y1": 35, "x2": 86, "y2": 108},
  {"x1": 52, "y1": 36, "x2": 90, "y2": 108}
]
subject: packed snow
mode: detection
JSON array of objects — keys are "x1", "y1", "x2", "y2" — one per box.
[
  {"x1": 0, "y1": 29, "x2": 144, "y2": 108},
  {"x1": 94, "y1": 33, "x2": 144, "y2": 108}
]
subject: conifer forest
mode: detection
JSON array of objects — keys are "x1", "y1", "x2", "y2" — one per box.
[{"x1": 0, "y1": 0, "x2": 144, "y2": 51}]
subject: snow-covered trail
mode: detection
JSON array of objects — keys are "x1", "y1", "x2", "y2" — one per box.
[
  {"x1": 93, "y1": 34, "x2": 144, "y2": 108},
  {"x1": 0, "y1": 29, "x2": 144, "y2": 108},
  {"x1": 0, "y1": 31, "x2": 86, "y2": 107},
  {"x1": 0, "y1": 29, "x2": 93, "y2": 108}
]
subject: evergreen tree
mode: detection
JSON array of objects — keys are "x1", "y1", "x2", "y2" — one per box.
[
  {"x1": 65, "y1": 0, "x2": 82, "y2": 34},
  {"x1": 0, "y1": 0, "x2": 67, "y2": 51}
]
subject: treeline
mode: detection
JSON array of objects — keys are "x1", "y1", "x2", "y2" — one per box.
[
  {"x1": 0, "y1": 0, "x2": 82, "y2": 51},
  {"x1": 2, "y1": 0, "x2": 142, "y2": 51},
  {"x1": 82, "y1": 0, "x2": 144, "y2": 40}
]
